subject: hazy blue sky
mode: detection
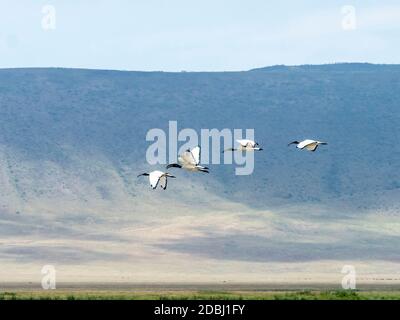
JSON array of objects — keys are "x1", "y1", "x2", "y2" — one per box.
[{"x1": 0, "y1": 0, "x2": 399, "y2": 71}]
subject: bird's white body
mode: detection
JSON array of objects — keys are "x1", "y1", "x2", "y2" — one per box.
[
  {"x1": 138, "y1": 170, "x2": 175, "y2": 190},
  {"x1": 224, "y1": 139, "x2": 263, "y2": 152},
  {"x1": 168, "y1": 146, "x2": 209, "y2": 173},
  {"x1": 149, "y1": 170, "x2": 166, "y2": 189},
  {"x1": 289, "y1": 139, "x2": 327, "y2": 152}
]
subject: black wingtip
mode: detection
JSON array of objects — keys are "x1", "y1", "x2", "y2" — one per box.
[
  {"x1": 137, "y1": 173, "x2": 149, "y2": 177},
  {"x1": 166, "y1": 163, "x2": 181, "y2": 169}
]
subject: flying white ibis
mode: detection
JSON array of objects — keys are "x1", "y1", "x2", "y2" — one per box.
[
  {"x1": 288, "y1": 139, "x2": 327, "y2": 152},
  {"x1": 223, "y1": 139, "x2": 263, "y2": 152},
  {"x1": 167, "y1": 146, "x2": 209, "y2": 173},
  {"x1": 137, "y1": 170, "x2": 176, "y2": 190}
]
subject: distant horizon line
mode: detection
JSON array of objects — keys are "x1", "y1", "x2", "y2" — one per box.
[{"x1": 0, "y1": 62, "x2": 399, "y2": 73}]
